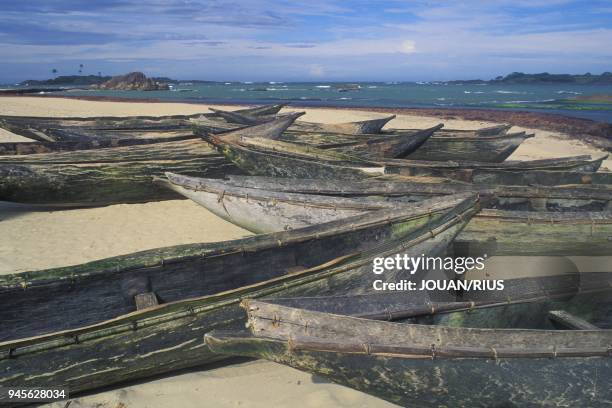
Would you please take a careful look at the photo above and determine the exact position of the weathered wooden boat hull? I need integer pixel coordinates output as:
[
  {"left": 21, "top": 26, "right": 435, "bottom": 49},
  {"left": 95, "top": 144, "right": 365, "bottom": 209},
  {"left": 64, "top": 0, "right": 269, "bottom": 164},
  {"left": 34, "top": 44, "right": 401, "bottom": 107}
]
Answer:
[
  {"left": 0, "top": 194, "right": 478, "bottom": 394},
  {"left": 205, "top": 299, "right": 612, "bottom": 407},
  {"left": 0, "top": 117, "right": 197, "bottom": 141},
  {"left": 0, "top": 134, "right": 198, "bottom": 155},
  {"left": 206, "top": 332, "right": 611, "bottom": 407},
  {"left": 0, "top": 105, "right": 284, "bottom": 127},
  {"left": 267, "top": 273, "right": 612, "bottom": 329},
  {"left": 386, "top": 166, "right": 612, "bottom": 186},
  {"left": 0, "top": 139, "right": 240, "bottom": 206},
  {"left": 421, "top": 288, "right": 612, "bottom": 330},
  {"left": 0, "top": 105, "right": 281, "bottom": 138},
  {"left": 195, "top": 112, "right": 305, "bottom": 141},
  {"left": 163, "top": 175, "right": 612, "bottom": 255},
  {"left": 457, "top": 209, "right": 612, "bottom": 256},
  {"left": 291, "top": 115, "right": 397, "bottom": 135},
  {"left": 223, "top": 176, "right": 612, "bottom": 212},
  {"left": 385, "top": 154, "right": 607, "bottom": 173},
  {"left": 206, "top": 135, "right": 383, "bottom": 180},
  {"left": 0, "top": 158, "right": 237, "bottom": 206},
  {"left": 467, "top": 169, "right": 612, "bottom": 186},
  {"left": 233, "top": 104, "right": 286, "bottom": 116},
  {"left": 388, "top": 124, "right": 511, "bottom": 138},
  {"left": 431, "top": 123, "right": 511, "bottom": 137},
  {"left": 405, "top": 132, "right": 534, "bottom": 162},
  {"left": 41, "top": 127, "right": 196, "bottom": 142},
  {"left": 326, "top": 124, "right": 443, "bottom": 159},
  {"left": 160, "top": 174, "right": 394, "bottom": 233},
  {"left": 0, "top": 138, "right": 215, "bottom": 164}
]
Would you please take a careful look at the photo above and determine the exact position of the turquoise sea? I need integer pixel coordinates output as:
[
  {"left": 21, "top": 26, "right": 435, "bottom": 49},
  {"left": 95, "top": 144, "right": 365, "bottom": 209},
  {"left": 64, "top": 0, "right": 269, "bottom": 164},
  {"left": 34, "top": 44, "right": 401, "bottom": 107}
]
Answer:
[{"left": 7, "top": 82, "right": 612, "bottom": 123}]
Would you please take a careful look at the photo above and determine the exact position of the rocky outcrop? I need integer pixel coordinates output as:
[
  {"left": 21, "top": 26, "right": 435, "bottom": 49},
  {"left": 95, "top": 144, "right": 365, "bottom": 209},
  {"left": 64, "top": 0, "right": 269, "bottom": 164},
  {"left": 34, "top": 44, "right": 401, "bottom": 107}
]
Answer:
[{"left": 92, "top": 72, "right": 169, "bottom": 91}]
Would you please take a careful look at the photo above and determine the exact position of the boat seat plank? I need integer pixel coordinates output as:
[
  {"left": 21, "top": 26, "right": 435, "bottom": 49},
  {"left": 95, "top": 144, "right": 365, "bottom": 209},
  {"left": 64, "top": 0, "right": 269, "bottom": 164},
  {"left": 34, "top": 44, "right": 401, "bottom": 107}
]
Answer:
[{"left": 548, "top": 310, "right": 600, "bottom": 330}]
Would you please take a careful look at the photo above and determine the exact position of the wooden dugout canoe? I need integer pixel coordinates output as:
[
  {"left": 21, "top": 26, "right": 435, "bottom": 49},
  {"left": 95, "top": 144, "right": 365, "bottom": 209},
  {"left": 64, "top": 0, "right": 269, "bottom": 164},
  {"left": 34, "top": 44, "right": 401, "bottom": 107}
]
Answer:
[
  {"left": 423, "top": 123, "right": 511, "bottom": 137},
  {"left": 0, "top": 104, "right": 285, "bottom": 141},
  {"left": 265, "top": 272, "right": 612, "bottom": 329},
  {"left": 0, "top": 113, "right": 303, "bottom": 155},
  {"left": 0, "top": 132, "right": 197, "bottom": 155},
  {"left": 396, "top": 123, "right": 512, "bottom": 138},
  {"left": 404, "top": 131, "right": 534, "bottom": 162},
  {"left": 288, "top": 124, "right": 443, "bottom": 159},
  {"left": 459, "top": 168, "right": 612, "bottom": 186},
  {"left": 291, "top": 115, "right": 397, "bottom": 135},
  {"left": 457, "top": 209, "right": 612, "bottom": 256},
  {"left": 158, "top": 174, "right": 399, "bottom": 233},
  {"left": 0, "top": 139, "right": 241, "bottom": 206},
  {"left": 285, "top": 125, "right": 443, "bottom": 159},
  {"left": 280, "top": 128, "right": 529, "bottom": 163},
  {"left": 383, "top": 154, "right": 608, "bottom": 173},
  {"left": 203, "top": 134, "right": 385, "bottom": 180},
  {"left": 222, "top": 175, "right": 612, "bottom": 212},
  {"left": 205, "top": 295, "right": 612, "bottom": 408},
  {"left": 0, "top": 116, "right": 198, "bottom": 142},
  {"left": 162, "top": 174, "right": 612, "bottom": 256},
  {"left": 0, "top": 193, "right": 478, "bottom": 394},
  {"left": 384, "top": 157, "right": 612, "bottom": 186}
]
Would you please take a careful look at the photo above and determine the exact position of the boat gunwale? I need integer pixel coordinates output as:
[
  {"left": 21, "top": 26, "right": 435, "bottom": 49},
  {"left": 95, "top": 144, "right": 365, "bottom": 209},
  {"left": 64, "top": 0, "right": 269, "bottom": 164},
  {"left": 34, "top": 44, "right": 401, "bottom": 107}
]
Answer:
[{"left": 210, "top": 332, "right": 612, "bottom": 359}]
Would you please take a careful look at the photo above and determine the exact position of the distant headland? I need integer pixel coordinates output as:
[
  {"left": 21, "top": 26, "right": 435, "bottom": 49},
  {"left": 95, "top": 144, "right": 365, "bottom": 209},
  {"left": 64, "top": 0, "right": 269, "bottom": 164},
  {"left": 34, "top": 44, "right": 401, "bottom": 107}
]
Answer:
[{"left": 447, "top": 72, "right": 612, "bottom": 85}]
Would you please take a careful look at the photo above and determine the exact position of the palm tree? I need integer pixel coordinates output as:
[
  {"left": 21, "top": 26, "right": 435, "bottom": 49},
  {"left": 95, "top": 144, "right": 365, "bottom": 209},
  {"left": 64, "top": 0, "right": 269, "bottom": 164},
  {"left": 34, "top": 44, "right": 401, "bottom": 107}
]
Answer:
[
  {"left": 52, "top": 68, "right": 58, "bottom": 76},
  {"left": 79, "top": 64, "right": 84, "bottom": 74}
]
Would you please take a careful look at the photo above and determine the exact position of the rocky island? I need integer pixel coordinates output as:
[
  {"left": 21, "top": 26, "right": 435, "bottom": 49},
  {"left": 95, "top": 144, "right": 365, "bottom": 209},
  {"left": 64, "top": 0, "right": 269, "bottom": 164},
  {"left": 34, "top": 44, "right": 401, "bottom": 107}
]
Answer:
[{"left": 91, "top": 72, "right": 170, "bottom": 91}]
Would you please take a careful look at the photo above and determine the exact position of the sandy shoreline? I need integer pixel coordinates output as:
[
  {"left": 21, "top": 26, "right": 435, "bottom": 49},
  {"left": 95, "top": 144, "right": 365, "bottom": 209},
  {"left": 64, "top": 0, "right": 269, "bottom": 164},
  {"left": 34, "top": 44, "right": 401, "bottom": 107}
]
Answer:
[{"left": 1, "top": 96, "right": 609, "bottom": 407}]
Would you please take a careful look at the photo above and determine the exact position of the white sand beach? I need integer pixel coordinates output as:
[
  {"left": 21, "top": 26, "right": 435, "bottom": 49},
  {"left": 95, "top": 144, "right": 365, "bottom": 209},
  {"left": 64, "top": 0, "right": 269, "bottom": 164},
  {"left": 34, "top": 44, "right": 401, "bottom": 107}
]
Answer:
[{"left": 1, "top": 96, "right": 609, "bottom": 408}]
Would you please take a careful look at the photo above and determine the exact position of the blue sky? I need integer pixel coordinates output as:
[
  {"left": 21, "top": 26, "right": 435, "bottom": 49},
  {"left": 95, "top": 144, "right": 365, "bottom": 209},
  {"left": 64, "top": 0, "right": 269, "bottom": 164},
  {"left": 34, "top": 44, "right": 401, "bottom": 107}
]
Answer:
[{"left": 1, "top": 0, "right": 611, "bottom": 82}]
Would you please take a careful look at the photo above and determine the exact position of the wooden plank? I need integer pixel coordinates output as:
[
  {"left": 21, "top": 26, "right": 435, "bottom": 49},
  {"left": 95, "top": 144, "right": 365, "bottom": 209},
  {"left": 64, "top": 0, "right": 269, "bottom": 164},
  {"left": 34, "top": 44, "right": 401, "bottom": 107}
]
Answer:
[{"left": 548, "top": 310, "right": 600, "bottom": 330}]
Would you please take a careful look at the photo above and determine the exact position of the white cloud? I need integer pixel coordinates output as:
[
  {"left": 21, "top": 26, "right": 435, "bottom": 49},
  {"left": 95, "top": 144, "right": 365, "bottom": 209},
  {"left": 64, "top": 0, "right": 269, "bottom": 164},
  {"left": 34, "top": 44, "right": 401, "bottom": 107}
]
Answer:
[
  {"left": 309, "top": 65, "right": 325, "bottom": 76},
  {"left": 400, "top": 40, "right": 416, "bottom": 54}
]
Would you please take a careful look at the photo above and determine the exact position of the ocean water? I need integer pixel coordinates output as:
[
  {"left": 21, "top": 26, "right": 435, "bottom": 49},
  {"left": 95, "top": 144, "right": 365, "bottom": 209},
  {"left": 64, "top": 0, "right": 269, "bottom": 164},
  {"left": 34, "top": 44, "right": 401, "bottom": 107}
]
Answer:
[{"left": 11, "top": 82, "right": 612, "bottom": 122}]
